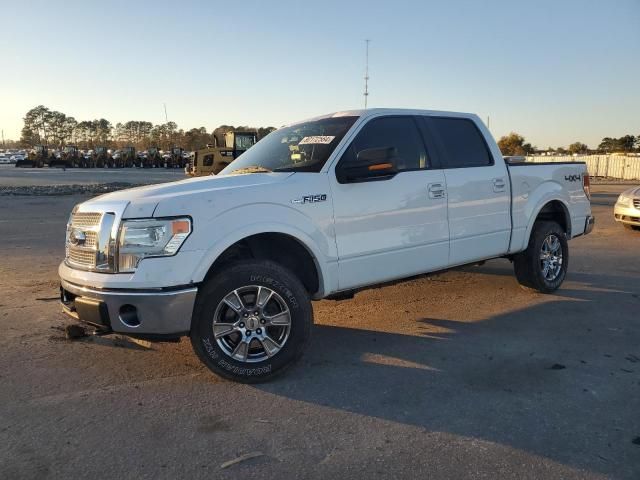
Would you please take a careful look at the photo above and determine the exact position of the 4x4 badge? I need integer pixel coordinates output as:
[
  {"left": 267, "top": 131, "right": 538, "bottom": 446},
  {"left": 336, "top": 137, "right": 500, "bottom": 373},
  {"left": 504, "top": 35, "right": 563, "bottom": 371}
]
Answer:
[
  {"left": 291, "top": 194, "right": 327, "bottom": 205},
  {"left": 564, "top": 174, "right": 581, "bottom": 182}
]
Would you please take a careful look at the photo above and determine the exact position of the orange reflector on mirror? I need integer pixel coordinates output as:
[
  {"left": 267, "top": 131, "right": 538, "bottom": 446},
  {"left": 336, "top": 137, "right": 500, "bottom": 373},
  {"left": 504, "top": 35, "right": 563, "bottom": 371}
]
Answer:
[{"left": 368, "top": 163, "right": 393, "bottom": 171}]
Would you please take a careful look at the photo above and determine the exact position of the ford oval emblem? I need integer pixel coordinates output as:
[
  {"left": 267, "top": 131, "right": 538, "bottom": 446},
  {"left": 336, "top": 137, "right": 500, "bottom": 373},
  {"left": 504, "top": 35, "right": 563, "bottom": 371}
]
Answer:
[{"left": 69, "top": 229, "right": 86, "bottom": 246}]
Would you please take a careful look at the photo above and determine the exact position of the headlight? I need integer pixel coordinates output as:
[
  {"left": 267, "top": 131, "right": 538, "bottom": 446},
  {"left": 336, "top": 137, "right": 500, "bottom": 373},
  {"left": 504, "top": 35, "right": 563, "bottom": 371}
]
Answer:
[
  {"left": 617, "top": 194, "right": 632, "bottom": 207},
  {"left": 118, "top": 217, "right": 192, "bottom": 272}
]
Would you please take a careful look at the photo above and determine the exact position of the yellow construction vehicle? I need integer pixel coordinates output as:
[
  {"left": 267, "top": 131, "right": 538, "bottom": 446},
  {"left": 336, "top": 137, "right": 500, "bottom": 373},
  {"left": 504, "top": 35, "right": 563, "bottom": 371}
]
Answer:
[
  {"left": 186, "top": 130, "right": 257, "bottom": 177},
  {"left": 92, "top": 146, "right": 112, "bottom": 168},
  {"left": 50, "top": 145, "right": 83, "bottom": 168},
  {"left": 16, "top": 145, "right": 47, "bottom": 167}
]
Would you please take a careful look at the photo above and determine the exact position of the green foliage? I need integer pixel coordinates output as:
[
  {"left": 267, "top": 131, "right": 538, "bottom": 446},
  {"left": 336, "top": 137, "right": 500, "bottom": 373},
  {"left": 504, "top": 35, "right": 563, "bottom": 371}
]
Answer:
[
  {"left": 19, "top": 105, "right": 276, "bottom": 151},
  {"left": 598, "top": 135, "right": 637, "bottom": 152},
  {"left": 497, "top": 132, "right": 535, "bottom": 156},
  {"left": 568, "top": 142, "right": 588, "bottom": 154}
]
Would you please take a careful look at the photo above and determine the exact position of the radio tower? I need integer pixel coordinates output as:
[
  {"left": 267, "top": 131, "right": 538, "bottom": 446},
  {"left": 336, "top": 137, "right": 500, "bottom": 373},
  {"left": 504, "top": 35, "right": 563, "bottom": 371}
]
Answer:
[{"left": 364, "top": 39, "right": 370, "bottom": 109}]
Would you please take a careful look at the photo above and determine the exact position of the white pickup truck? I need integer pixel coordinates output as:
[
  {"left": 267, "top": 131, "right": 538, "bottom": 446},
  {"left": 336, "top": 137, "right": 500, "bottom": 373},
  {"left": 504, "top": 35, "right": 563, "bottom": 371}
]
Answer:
[{"left": 60, "top": 108, "right": 594, "bottom": 382}]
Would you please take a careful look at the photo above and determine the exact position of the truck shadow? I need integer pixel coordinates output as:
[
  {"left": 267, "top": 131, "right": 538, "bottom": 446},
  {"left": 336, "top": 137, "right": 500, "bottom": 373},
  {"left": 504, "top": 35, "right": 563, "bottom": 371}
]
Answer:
[{"left": 257, "top": 267, "right": 640, "bottom": 479}]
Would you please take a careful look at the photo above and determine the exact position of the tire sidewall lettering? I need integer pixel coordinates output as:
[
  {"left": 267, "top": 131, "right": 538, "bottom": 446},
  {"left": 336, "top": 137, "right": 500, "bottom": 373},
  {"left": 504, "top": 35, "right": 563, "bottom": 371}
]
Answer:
[{"left": 250, "top": 274, "right": 299, "bottom": 309}]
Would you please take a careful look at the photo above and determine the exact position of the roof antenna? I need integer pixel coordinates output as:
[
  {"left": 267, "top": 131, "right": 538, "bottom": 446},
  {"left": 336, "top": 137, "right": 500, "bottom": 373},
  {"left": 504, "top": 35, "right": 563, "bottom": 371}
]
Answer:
[{"left": 364, "top": 39, "right": 370, "bottom": 109}]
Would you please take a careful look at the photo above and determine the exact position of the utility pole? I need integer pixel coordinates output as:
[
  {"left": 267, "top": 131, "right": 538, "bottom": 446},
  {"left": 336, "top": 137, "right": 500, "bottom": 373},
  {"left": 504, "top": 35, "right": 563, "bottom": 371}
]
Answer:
[
  {"left": 1, "top": 130, "right": 4, "bottom": 147},
  {"left": 163, "top": 103, "right": 168, "bottom": 123},
  {"left": 364, "top": 39, "right": 370, "bottom": 109},
  {"left": 487, "top": 115, "right": 490, "bottom": 130}
]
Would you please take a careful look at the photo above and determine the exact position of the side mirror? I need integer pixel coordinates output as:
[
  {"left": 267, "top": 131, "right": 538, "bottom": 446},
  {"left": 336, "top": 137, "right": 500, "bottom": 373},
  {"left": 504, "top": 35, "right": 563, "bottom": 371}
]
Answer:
[{"left": 337, "top": 147, "right": 398, "bottom": 183}]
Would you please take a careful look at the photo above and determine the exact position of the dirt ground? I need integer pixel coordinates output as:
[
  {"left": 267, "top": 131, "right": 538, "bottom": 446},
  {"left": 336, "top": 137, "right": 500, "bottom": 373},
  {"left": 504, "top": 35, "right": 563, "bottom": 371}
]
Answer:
[{"left": 0, "top": 181, "right": 638, "bottom": 479}]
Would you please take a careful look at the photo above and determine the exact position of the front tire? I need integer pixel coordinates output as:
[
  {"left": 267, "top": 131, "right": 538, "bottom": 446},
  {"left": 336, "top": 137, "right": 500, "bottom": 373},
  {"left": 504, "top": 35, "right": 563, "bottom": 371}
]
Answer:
[
  {"left": 514, "top": 221, "right": 568, "bottom": 293},
  {"left": 190, "top": 260, "right": 312, "bottom": 383}
]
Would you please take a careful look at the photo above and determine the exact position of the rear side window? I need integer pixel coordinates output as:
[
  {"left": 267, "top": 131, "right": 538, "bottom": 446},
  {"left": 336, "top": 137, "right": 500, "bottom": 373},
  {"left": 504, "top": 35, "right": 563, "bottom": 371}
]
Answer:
[
  {"left": 340, "top": 116, "right": 428, "bottom": 171},
  {"left": 203, "top": 154, "right": 214, "bottom": 166},
  {"left": 426, "top": 117, "right": 492, "bottom": 168}
]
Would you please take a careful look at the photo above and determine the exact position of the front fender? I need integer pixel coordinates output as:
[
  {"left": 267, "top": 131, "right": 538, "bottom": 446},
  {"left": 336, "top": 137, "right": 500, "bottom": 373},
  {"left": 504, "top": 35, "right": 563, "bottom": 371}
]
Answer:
[{"left": 189, "top": 203, "right": 337, "bottom": 298}]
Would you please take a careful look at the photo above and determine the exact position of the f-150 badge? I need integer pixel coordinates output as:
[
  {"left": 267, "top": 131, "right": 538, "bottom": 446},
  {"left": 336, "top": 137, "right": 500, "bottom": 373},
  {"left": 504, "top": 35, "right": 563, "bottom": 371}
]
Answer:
[{"left": 291, "top": 194, "right": 327, "bottom": 204}]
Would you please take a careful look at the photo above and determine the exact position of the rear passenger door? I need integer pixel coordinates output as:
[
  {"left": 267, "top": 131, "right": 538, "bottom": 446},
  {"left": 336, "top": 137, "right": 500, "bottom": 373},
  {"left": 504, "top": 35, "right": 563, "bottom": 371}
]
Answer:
[{"left": 423, "top": 116, "right": 511, "bottom": 265}]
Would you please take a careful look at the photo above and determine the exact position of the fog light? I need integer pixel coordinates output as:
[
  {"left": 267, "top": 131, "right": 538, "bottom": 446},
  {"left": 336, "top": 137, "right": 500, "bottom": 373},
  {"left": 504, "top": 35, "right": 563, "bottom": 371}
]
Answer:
[{"left": 119, "top": 304, "right": 140, "bottom": 328}]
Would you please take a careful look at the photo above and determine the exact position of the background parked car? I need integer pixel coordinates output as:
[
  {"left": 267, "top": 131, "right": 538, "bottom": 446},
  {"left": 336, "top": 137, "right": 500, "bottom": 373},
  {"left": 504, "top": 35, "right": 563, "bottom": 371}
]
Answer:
[
  {"left": 614, "top": 186, "right": 640, "bottom": 230},
  {"left": 10, "top": 153, "right": 26, "bottom": 164}
]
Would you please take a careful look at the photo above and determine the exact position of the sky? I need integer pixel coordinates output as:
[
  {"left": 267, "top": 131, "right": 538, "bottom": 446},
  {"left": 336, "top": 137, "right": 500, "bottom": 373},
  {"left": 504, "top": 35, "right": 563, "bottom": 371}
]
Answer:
[{"left": 1, "top": 0, "right": 639, "bottom": 149}]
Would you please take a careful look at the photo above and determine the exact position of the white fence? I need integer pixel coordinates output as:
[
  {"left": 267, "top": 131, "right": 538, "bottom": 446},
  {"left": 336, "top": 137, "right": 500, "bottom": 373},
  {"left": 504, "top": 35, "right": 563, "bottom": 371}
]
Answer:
[{"left": 524, "top": 155, "right": 640, "bottom": 180}]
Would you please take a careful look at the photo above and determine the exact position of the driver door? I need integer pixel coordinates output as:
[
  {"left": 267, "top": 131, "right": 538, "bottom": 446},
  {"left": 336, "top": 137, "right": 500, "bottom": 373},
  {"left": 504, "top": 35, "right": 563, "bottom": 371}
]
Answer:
[{"left": 329, "top": 116, "right": 449, "bottom": 291}]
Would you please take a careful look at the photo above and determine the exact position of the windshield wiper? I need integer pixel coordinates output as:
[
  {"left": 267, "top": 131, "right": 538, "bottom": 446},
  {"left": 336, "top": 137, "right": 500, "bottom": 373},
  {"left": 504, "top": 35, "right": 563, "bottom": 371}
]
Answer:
[
  {"left": 274, "top": 160, "right": 322, "bottom": 173},
  {"left": 229, "top": 165, "right": 272, "bottom": 175}
]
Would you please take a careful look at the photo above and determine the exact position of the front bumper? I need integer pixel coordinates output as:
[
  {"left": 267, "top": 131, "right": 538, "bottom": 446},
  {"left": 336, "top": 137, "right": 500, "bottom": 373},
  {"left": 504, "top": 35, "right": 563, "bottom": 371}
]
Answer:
[
  {"left": 60, "top": 279, "right": 197, "bottom": 335},
  {"left": 614, "top": 203, "right": 640, "bottom": 226}
]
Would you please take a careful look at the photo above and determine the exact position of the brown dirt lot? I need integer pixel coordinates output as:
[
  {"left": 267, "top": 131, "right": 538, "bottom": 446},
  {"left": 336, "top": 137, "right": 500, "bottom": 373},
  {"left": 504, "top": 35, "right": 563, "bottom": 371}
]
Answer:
[{"left": 0, "top": 183, "right": 638, "bottom": 479}]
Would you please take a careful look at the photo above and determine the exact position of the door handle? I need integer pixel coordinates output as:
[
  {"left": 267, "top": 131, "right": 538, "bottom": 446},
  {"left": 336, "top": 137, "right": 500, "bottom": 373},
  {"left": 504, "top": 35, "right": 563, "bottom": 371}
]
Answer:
[
  {"left": 492, "top": 178, "right": 506, "bottom": 192},
  {"left": 428, "top": 183, "right": 446, "bottom": 199}
]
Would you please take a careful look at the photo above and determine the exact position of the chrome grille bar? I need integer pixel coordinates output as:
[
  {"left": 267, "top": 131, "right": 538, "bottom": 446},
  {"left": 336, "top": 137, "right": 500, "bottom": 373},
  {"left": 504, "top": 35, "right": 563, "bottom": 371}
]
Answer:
[{"left": 65, "top": 210, "right": 117, "bottom": 272}]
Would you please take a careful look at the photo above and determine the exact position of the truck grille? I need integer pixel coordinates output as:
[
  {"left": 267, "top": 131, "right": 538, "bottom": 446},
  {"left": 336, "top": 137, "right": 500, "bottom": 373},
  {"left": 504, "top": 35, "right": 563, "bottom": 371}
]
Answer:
[
  {"left": 70, "top": 212, "right": 103, "bottom": 228},
  {"left": 68, "top": 248, "right": 97, "bottom": 266},
  {"left": 66, "top": 211, "right": 103, "bottom": 269},
  {"left": 634, "top": 198, "right": 640, "bottom": 209}
]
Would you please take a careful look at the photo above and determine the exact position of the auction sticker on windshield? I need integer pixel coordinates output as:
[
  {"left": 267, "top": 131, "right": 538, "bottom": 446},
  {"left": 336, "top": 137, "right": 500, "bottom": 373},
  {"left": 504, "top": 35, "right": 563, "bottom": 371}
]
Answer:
[{"left": 299, "top": 136, "right": 335, "bottom": 145}]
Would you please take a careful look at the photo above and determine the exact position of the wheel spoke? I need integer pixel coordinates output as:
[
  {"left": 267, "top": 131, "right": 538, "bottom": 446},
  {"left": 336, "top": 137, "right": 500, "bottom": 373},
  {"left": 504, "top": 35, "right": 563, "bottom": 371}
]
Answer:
[
  {"left": 256, "top": 286, "right": 273, "bottom": 308},
  {"left": 232, "top": 340, "right": 249, "bottom": 361},
  {"left": 265, "top": 310, "right": 291, "bottom": 326},
  {"left": 223, "top": 290, "right": 244, "bottom": 313},
  {"left": 259, "top": 335, "right": 281, "bottom": 357},
  {"left": 542, "top": 262, "right": 550, "bottom": 279},
  {"left": 213, "top": 322, "right": 236, "bottom": 338}
]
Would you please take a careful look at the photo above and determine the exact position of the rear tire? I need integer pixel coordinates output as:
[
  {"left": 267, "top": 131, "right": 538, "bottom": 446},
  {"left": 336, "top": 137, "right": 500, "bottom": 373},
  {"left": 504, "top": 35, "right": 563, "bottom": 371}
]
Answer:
[
  {"left": 514, "top": 221, "right": 568, "bottom": 293},
  {"left": 190, "top": 260, "right": 312, "bottom": 383}
]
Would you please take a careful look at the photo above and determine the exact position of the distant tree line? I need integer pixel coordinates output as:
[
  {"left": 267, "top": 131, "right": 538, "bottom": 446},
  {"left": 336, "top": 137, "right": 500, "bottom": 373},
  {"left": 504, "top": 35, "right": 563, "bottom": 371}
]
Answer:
[
  {"left": 498, "top": 132, "right": 639, "bottom": 156},
  {"left": 17, "top": 105, "right": 276, "bottom": 151},
  {"left": 9, "top": 106, "right": 640, "bottom": 155}
]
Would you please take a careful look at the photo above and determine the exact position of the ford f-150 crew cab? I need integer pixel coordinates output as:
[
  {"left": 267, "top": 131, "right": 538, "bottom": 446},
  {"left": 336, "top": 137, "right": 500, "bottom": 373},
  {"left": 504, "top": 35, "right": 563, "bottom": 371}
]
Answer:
[{"left": 59, "top": 108, "right": 594, "bottom": 382}]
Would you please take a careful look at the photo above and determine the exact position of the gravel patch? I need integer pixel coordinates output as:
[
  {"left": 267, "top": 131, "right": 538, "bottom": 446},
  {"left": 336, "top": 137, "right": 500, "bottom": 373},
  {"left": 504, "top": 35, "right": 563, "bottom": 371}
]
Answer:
[{"left": 0, "top": 182, "right": 145, "bottom": 196}]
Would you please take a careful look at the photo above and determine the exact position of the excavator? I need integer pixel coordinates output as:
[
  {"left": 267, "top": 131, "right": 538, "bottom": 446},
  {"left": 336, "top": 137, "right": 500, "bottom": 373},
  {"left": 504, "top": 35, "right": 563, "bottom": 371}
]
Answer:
[{"left": 186, "top": 130, "right": 257, "bottom": 177}]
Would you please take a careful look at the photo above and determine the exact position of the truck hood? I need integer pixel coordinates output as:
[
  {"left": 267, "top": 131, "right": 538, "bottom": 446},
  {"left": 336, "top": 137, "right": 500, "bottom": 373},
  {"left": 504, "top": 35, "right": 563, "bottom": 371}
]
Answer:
[{"left": 80, "top": 172, "right": 294, "bottom": 218}]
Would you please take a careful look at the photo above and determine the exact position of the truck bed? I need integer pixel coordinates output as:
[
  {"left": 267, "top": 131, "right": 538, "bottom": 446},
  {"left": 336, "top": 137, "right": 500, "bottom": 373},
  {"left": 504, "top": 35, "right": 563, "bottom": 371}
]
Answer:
[{"left": 506, "top": 161, "right": 591, "bottom": 253}]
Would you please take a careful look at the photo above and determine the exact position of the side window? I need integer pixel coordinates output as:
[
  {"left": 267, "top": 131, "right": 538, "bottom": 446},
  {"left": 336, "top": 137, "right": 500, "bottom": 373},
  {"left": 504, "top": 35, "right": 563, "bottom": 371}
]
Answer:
[
  {"left": 426, "top": 117, "right": 492, "bottom": 168},
  {"left": 203, "top": 154, "right": 214, "bottom": 167},
  {"left": 340, "top": 117, "right": 428, "bottom": 171}
]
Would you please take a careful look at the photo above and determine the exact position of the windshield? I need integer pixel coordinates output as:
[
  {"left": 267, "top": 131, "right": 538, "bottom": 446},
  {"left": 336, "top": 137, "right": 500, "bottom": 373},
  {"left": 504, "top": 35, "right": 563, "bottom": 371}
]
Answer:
[
  {"left": 235, "top": 134, "right": 256, "bottom": 150},
  {"left": 221, "top": 116, "right": 358, "bottom": 175}
]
